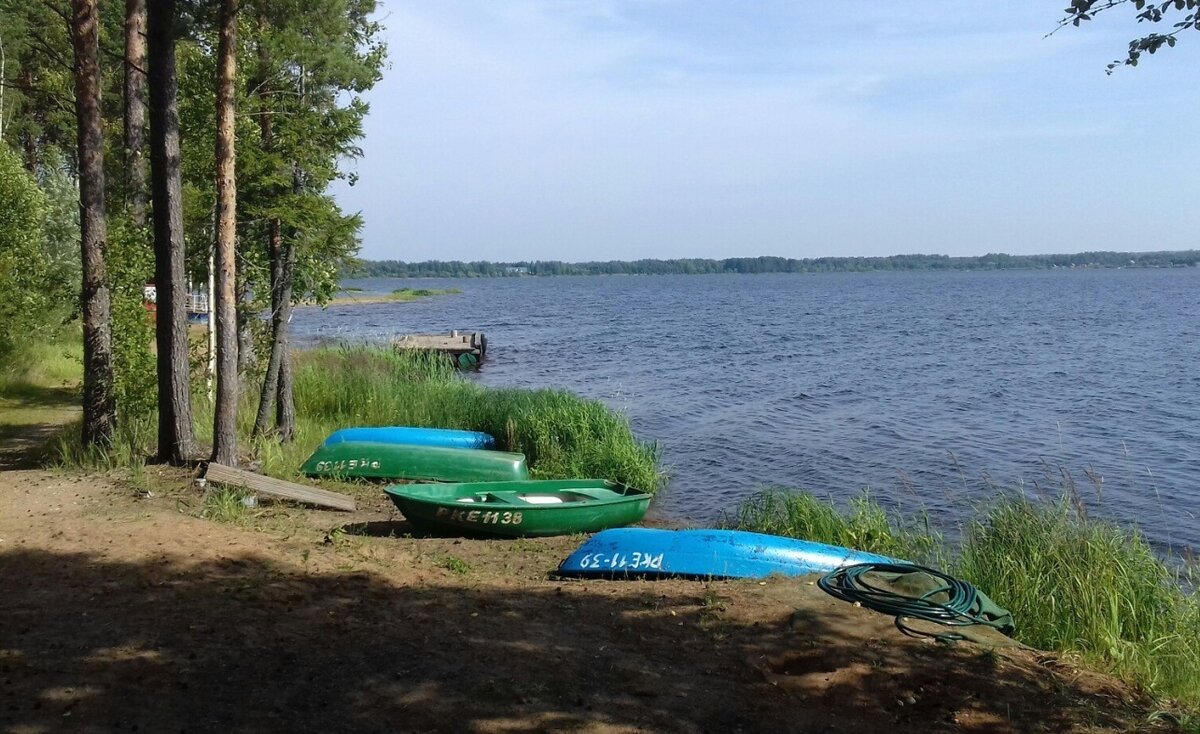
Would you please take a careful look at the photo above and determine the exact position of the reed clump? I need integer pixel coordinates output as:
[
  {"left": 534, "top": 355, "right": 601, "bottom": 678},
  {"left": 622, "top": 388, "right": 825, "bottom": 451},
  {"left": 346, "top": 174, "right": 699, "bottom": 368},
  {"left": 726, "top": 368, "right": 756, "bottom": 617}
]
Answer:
[
  {"left": 730, "top": 487, "right": 945, "bottom": 565},
  {"left": 264, "top": 346, "right": 662, "bottom": 491},
  {"left": 387, "top": 287, "right": 461, "bottom": 301},
  {"left": 958, "top": 498, "right": 1200, "bottom": 708},
  {"left": 731, "top": 487, "right": 1200, "bottom": 711}
]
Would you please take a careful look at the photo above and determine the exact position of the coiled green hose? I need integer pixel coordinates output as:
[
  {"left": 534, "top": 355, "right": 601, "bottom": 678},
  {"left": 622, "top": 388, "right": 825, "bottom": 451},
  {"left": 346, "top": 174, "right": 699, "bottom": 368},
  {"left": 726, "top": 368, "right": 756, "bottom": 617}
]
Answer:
[{"left": 818, "top": 562, "right": 1014, "bottom": 643}]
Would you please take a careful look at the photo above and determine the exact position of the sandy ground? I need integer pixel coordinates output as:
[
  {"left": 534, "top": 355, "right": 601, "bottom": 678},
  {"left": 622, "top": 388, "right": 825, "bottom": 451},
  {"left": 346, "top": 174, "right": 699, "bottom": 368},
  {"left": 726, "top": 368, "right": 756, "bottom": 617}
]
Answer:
[{"left": 0, "top": 455, "right": 1181, "bottom": 732}]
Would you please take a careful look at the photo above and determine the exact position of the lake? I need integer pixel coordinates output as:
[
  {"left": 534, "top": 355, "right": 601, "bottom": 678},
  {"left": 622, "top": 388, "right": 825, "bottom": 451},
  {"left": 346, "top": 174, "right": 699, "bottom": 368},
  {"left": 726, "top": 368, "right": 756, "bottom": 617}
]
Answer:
[{"left": 292, "top": 269, "right": 1200, "bottom": 551}]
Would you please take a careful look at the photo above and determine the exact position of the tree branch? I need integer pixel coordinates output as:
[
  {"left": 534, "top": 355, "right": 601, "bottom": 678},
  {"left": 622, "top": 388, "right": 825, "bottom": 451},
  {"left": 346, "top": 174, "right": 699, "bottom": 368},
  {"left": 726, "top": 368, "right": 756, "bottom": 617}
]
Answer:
[
  {"left": 38, "top": 0, "right": 70, "bottom": 25},
  {"left": 1054, "top": 0, "right": 1199, "bottom": 71},
  {"left": 24, "top": 26, "right": 73, "bottom": 72},
  {"left": 0, "top": 77, "right": 77, "bottom": 119}
]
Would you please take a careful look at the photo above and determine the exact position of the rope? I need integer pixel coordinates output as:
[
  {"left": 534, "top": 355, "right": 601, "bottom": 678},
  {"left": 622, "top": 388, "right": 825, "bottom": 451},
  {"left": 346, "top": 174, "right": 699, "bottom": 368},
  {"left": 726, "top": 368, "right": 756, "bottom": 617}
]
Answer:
[{"left": 817, "top": 562, "right": 1011, "bottom": 643}]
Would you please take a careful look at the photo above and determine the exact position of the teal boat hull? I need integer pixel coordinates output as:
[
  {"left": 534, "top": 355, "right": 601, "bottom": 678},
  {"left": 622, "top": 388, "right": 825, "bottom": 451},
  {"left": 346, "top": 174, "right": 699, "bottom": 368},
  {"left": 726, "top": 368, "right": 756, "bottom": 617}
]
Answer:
[
  {"left": 557, "top": 528, "right": 898, "bottom": 579},
  {"left": 301, "top": 441, "right": 528, "bottom": 483},
  {"left": 384, "top": 480, "right": 651, "bottom": 537},
  {"left": 323, "top": 426, "right": 496, "bottom": 450}
]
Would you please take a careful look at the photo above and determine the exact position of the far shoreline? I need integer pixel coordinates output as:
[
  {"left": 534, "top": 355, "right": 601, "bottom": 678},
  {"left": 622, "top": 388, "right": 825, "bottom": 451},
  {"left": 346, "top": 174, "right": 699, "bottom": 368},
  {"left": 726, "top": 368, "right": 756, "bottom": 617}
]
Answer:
[
  {"left": 348, "top": 249, "right": 1200, "bottom": 279},
  {"left": 298, "top": 286, "right": 462, "bottom": 307}
]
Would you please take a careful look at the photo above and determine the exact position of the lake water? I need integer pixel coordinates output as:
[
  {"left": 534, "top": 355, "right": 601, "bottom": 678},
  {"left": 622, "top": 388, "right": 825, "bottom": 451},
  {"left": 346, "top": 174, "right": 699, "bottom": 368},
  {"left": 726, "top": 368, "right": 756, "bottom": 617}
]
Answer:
[{"left": 292, "top": 269, "right": 1200, "bottom": 551}]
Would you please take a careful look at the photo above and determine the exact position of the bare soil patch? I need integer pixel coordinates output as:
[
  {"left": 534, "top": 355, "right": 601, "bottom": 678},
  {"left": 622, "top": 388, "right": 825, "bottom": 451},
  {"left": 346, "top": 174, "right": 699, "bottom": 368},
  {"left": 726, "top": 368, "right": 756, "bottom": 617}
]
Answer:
[{"left": 0, "top": 462, "right": 1180, "bottom": 733}]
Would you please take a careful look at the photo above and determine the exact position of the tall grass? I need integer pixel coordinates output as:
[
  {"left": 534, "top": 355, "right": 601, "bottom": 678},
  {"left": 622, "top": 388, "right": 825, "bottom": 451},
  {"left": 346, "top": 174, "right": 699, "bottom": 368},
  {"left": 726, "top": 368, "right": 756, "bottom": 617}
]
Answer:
[
  {"left": 958, "top": 498, "right": 1200, "bottom": 706},
  {"left": 47, "top": 414, "right": 157, "bottom": 470},
  {"left": 287, "top": 346, "right": 661, "bottom": 490},
  {"left": 0, "top": 336, "right": 82, "bottom": 395},
  {"left": 203, "top": 345, "right": 662, "bottom": 491},
  {"left": 731, "top": 487, "right": 1200, "bottom": 710},
  {"left": 730, "top": 487, "right": 945, "bottom": 566}
]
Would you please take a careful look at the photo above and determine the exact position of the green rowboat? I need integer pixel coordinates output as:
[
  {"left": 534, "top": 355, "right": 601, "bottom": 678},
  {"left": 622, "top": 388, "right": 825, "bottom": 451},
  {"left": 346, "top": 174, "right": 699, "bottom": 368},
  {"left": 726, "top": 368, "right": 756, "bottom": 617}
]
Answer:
[
  {"left": 383, "top": 480, "right": 651, "bottom": 537},
  {"left": 301, "top": 441, "right": 529, "bottom": 483}
]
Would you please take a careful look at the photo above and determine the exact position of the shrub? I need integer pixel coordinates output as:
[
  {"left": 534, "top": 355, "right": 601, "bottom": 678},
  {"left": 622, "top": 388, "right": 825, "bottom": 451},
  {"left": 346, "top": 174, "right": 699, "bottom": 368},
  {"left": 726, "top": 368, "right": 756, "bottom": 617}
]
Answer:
[{"left": 0, "top": 145, "right": 50, "bottom": 360}]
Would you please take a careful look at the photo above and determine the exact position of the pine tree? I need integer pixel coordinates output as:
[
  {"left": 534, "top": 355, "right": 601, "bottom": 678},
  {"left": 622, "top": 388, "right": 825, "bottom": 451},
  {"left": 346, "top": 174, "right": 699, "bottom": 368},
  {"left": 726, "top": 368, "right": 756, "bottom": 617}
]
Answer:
[
  {"left": 211, "top": 0, "right": 239, "bottom": 464},
  {"left": 148, "top": 0, "right": 194, "bottom": 464},
  {"left": 69, "top": 0, "right": 116, "bottom": 448}
]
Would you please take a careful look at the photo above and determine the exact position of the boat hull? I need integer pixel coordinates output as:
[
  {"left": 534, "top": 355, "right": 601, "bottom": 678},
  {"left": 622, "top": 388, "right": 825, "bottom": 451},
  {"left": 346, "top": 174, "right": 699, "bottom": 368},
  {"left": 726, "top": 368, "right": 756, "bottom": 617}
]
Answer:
[
  {"left": 323, "top": 426, "right": 496, "bottom": 450},
  {"left": 557, "top": 528, "right": 897, "bottom": 579},
  {"left": 384, "top": 480, "right": 651, "bottom": 537},
  {"left": 301, "top": 441, "right": 528, "bottom": 483}
]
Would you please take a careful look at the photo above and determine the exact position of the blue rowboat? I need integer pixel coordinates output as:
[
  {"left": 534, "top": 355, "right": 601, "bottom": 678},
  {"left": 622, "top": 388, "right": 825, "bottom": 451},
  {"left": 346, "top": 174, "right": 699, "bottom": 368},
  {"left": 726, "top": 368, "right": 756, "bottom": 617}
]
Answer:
[
  {"left": 556, "top": 528, "right": 898, "bottom": 579},
  {"left": 323, "top": 426, "right": 496, "bottom": 450}
]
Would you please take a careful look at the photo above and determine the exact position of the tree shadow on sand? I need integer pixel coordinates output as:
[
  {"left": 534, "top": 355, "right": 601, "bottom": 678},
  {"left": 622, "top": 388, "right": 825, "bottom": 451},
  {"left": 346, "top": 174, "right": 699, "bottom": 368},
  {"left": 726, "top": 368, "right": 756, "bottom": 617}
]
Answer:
[{"left": 0, "top": 547, "right": 1171, "bottom": 733}]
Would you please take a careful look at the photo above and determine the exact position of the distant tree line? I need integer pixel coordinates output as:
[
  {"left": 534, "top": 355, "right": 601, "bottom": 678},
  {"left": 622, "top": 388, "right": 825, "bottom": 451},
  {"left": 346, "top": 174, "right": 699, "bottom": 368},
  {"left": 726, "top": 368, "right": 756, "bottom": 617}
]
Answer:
[{"left": 353, "top": 250, "right": 1200, "bottom": 278}]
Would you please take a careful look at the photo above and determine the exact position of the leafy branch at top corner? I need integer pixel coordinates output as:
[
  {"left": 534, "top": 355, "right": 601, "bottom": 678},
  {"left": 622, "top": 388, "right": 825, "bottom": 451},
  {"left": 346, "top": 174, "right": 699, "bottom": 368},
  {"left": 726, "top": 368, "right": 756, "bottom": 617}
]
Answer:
[{"left": 1058, "top": 0, "right": 1200, "bottom": 73}]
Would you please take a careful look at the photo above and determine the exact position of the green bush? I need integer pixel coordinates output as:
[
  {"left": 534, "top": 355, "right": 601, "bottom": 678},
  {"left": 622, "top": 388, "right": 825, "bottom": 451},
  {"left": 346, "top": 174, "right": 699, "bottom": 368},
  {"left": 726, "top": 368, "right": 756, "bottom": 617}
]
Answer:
[
  {"left": 107, "top": 219, "right": 156, "bottom": 421},
  {"left": 0, "top": 145, "right": 50, "bottom": 360},
  {"left": 36, "top": 152, "right": 82, "bottom": 300}
]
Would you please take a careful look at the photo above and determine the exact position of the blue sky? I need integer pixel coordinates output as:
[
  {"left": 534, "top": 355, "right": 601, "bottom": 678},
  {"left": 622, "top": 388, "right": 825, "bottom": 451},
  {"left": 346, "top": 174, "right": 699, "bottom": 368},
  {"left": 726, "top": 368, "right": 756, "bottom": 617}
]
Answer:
[{"left": 333, "top": 1, "right": 1200, "bottom": 262}]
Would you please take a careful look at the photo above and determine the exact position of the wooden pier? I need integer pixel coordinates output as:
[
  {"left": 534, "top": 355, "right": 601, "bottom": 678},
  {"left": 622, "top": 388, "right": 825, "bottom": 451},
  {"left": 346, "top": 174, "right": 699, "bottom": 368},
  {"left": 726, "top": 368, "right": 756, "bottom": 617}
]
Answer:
[{"left": 394, "top": 331, "right": 487, "bottom": 367}]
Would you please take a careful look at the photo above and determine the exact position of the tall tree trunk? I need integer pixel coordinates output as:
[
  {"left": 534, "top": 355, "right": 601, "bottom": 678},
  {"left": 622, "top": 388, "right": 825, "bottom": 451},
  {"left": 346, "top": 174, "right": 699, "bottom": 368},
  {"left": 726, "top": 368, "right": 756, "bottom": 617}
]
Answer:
[
  {"left": 148, "top": 0, "right": 194, "bottom": 464},
  {"left": 251, "top": 216, "right": 282, "bottom": 439},
  {"left": 211, "top": 0, "right": 239, "bottom": 464},
  {"left": 123, "top": 0, "right": 147, "bottom": 225},
  {"left": 236, "top": 276, "right": 255, "bottom": 374},
  {"left": 274, "top": 238, "right": 295, "bottom": 441},
  {"left": 69, "top": 0, "right": 116, "bottom": 448},
  {"left": 270, "top": 70, "right": 306, "bottom": 444},
  {"left": 250, "top": 42, "right": 282, "bottom": 440}
]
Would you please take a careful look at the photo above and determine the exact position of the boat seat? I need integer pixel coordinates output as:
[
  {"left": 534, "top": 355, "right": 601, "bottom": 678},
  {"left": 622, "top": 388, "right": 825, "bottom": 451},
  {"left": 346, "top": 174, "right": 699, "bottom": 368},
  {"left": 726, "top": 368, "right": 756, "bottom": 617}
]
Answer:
[
  {"left": 517, "top": 495, "right": 567, "bottom": 505},
  {"left": 484, "top": 491, "right": 588, "bottom": 505}
]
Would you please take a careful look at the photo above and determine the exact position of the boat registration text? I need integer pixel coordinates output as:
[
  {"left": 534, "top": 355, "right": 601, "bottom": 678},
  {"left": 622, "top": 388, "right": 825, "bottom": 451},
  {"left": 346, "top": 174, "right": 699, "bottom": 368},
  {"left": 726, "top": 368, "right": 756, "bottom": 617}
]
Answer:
[
  {"left": 434, "top": 507, "right": 524, "bottom": 525},
  {"left": 312, "top": 458, "right": 382, "bottom": 471},
  {"left": 573, "top": 552, "right": 665, "bottom": 571}
]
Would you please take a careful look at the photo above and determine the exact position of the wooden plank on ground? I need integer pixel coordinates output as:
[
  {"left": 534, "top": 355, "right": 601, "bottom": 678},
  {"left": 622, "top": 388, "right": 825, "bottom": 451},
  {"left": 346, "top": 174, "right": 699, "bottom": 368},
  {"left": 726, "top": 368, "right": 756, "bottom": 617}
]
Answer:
[{"left": 204, "top": 462, "right": 356, "bottom": 512}]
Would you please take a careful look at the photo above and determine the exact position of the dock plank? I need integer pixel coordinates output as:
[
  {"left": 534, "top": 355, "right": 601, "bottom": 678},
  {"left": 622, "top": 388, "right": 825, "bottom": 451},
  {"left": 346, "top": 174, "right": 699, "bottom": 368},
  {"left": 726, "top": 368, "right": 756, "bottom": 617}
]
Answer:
[
  {"left": 394, "top": 331, "right": 486, "bottom": 359},
  {"left": 204, "top": 463, "right": 356, "bottom": 512}
]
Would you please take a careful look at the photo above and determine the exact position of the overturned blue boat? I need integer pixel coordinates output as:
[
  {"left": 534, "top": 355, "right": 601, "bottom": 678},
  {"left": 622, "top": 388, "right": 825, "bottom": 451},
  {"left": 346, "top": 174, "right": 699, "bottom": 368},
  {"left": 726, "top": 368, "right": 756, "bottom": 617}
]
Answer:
[
  {"left": 322, "top": 426, "right": 496, "bottom": 451},
  {"left": 556, "top": 528, "right": 898, "bottom": 579}
]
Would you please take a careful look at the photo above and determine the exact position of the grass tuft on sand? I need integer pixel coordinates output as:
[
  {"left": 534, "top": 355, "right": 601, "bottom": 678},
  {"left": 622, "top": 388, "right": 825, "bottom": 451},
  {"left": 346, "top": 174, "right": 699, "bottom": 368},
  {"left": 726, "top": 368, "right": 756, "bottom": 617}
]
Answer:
[{"left": 957, "top": 498, "right": 1200, "bottom": 709}]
